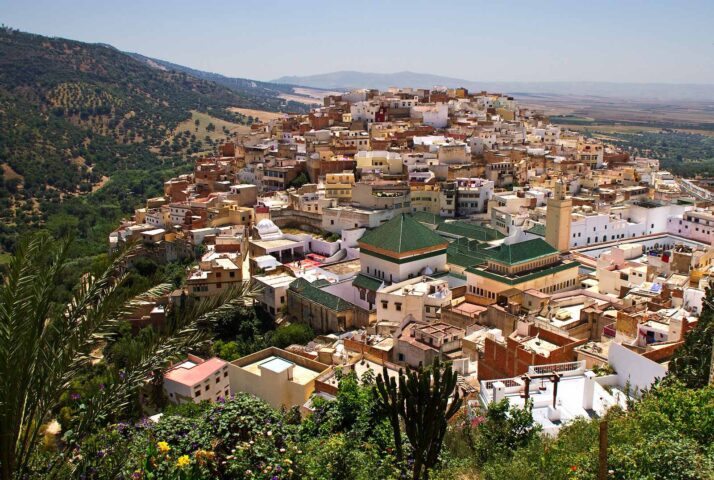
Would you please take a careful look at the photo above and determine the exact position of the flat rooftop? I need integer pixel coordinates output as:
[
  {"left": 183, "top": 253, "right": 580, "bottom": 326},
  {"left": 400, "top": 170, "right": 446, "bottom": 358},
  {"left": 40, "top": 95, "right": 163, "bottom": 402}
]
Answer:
[
  {"left": 241, "top": 355, "right": 322, "bottom": 386},
  {"left": 251, "top": 238, "right": 301, "bottom": 250},
  {"left": 321, "top": 259, "right": 362, "bottom": 276}
]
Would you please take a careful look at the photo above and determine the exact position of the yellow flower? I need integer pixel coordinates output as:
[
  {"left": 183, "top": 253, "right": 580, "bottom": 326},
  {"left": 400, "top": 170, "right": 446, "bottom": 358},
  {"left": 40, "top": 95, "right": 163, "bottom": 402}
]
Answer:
[
  {"left": 157, "top": 441, "right": 170, "bottom": 454},
  {"left": 176, "top": 455, "right": 190, "bottom": 469}
]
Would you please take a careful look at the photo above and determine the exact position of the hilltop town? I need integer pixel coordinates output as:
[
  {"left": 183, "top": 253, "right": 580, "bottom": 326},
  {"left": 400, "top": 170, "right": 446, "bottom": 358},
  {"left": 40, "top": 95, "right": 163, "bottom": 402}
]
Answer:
[{"left": 106, "top": 86, "right": 714, "bottom": 431}]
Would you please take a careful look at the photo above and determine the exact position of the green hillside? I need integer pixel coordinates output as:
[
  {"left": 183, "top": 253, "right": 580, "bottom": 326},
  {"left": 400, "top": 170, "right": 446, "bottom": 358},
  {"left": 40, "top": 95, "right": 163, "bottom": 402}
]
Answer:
[{"left": 0, "top": 27, "right": 291, "bottom": 253}]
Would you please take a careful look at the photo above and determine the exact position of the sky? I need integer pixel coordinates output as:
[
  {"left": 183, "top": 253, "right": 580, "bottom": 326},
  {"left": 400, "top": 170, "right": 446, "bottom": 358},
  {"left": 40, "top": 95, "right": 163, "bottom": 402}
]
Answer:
[{"left": 2, "top": 0, "right": 713, "bottom": 84}]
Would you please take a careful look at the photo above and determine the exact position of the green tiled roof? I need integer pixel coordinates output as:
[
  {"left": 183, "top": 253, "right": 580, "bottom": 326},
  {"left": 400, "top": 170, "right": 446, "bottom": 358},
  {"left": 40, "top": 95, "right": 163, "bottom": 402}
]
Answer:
[
  {"left": 526, "top": 223, "right": 546, "bottom": 237},
  {"left": 446, "top": 242, "right": 489, "bottom": 268},
  {"left": 436, "top": 221, "right": 505, "bottom": 242},
  {"left": 352, "top": 273, "right": 383, "bottom": 291},
  {"left": 466, "top": 261, "right": 580, "bottom": 285},
  {"left": 359, "top": 214, "right": 448, "bottom": 254},
  {"left": 289, "top": 278, "right": 353, "bottom": 311},
  {"left": 482, "top": 238, "right": 557, "bottom": 266},
  {"left": 411, "top": 211, "right": 446, "bottom": 226}
]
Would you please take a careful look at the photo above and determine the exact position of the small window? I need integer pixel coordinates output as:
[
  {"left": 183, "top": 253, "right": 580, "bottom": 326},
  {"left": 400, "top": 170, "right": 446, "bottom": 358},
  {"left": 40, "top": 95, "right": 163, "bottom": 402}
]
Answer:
[
  {"left": 395, "top": 302, "right": 402, "bottom": 311},
  {"left": 205, "top": 385, "right": 209, "bottom": 392}
]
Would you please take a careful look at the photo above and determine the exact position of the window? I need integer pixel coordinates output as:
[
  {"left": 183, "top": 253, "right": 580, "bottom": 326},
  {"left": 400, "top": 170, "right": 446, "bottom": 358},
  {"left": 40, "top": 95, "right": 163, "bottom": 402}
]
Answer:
[
  {"left": 216, "top": 283, "right": 222, "bottom": 289},
  {"left": 229, "top": 272, "right": 235, "bottom": 278},
  {"left": 224, "top": 371, "right": 228, "bottom": 377},
  {"left": 215, "top": 377, "right": 220, "bottom": 384},
  {"left": 205, "top": 385, "right": 209, "bottom": 392},
  {"left": 381, "top": 300, "right": 388, "bottom": 309},
  {"left": 395, "top": 303, "right": 402, "bottom": 311},
  {"left": 195, "top": 390, "right": 201, "bottom": 397}
]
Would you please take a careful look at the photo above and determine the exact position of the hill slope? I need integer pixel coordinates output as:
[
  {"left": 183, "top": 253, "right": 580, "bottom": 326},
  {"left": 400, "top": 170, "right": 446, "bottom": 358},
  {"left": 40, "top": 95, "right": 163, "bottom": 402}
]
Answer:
[
  {"left": 272, "top": 70, "right": 714, "bottom": 101},
  {"left": 126, "top": 52, "right": 317, "bottom": 112},
  {"left": 0, "top": 27, "right": 294, "bottom": 252}
]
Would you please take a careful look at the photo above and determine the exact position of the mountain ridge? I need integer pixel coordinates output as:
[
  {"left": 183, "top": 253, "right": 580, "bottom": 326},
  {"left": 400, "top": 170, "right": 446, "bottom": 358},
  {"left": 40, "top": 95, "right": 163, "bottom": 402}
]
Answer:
[{"left": 272, "top": 70, "right": 714, "bottom": 101}]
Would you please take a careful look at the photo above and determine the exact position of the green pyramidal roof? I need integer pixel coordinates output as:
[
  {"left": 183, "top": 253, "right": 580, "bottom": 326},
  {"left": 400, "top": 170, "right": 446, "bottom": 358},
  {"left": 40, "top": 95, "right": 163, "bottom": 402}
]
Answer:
[{"left": 359, "top": 214, "right": 448, "bottom": 254}]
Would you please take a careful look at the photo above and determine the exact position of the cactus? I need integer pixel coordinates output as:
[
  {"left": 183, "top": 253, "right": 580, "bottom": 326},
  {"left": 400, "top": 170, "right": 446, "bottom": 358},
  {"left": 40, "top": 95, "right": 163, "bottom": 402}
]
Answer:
[{"left": 375, "top": 359, "right": 463, "bottom": 480}]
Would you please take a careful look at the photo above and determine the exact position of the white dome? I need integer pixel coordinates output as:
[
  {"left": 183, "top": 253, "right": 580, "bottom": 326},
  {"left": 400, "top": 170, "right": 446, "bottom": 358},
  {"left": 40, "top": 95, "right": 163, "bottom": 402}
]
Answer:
[{"left": 255, "top": 219, "right": 283, "bottom": 240}]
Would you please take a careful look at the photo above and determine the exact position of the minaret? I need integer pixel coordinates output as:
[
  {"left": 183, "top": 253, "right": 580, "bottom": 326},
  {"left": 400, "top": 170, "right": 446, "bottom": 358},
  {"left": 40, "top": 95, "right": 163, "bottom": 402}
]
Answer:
[{"left": 545, "top": 180, "right": 572, "bottom": 252}]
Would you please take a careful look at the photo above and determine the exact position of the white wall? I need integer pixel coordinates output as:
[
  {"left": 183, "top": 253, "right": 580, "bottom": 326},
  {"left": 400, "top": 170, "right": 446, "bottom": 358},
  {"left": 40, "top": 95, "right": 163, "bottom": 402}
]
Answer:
[{"left": 608, "top": 342, "right": 667, "bottom": 393}]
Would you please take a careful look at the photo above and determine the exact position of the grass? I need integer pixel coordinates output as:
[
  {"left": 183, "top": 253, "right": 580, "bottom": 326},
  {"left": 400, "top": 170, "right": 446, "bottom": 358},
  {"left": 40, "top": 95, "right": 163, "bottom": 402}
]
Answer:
[
  {"left": 226, "top": 107, "right": 285, "bottom": 123},
  {"left": 170, "top": 110, "right": 247, "bottom": 144}
]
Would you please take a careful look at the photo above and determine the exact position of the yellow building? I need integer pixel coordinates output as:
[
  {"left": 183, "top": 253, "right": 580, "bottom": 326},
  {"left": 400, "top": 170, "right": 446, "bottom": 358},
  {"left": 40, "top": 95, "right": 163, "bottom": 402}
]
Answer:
[
  {"left": 545, "top": 181, "right": 572, "bottom": 252},
  {"left": 207, "top": 204, "right": 254, "bottom": 227},
  {"left": 324, "top": 172, "right": 355, "bottom": 202},
  {"left": 228, "top": 347, "right": 330, "bottom": 410},
  {"left": 410, "top": 184, "right": 441, "bottom": 214}
]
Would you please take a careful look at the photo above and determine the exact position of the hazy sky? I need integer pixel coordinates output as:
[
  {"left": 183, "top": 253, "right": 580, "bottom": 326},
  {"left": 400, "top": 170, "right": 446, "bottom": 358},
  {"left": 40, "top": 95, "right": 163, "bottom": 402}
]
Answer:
[{"left": 2, "top": 0, "right": 713, "bottom": 83}]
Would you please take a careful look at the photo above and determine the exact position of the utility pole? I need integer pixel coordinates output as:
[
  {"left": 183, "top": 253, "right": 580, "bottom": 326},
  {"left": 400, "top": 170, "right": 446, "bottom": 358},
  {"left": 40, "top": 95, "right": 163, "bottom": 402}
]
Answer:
[{"left": 598, "top": 419, "right": 609, "bottom": 480}]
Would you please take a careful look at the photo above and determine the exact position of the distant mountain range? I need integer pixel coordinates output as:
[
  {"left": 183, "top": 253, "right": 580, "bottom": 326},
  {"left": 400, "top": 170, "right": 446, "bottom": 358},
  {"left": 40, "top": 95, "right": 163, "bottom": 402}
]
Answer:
[{"left": 272, "top": 71, "right": 714, "bottom": 102}]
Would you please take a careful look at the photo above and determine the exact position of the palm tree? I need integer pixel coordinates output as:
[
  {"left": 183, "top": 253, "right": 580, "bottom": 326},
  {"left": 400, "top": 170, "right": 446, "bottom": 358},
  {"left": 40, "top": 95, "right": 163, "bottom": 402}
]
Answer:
[{"left": 0, "top": 234, "right": 258, "bottom": 479}]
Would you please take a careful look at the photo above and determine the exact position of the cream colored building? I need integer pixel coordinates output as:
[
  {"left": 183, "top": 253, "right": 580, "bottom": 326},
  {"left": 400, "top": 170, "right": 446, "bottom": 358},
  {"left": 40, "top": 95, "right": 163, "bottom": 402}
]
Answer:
[
  {"left": 376, "top": 276, "right": 452, "bottom": 326},
  {"left": 228, "top": 347, "right": 330, "bottom": 410}
]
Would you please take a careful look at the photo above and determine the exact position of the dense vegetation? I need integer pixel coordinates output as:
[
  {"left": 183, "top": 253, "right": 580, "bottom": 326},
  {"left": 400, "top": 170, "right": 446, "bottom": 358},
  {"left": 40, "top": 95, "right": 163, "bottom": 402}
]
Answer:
[
  {"left": 0, "top": 26, "right": 300, "bottom": 255},
  {"left": 584, "top": 130, "right": 714, "bottom": 177}
]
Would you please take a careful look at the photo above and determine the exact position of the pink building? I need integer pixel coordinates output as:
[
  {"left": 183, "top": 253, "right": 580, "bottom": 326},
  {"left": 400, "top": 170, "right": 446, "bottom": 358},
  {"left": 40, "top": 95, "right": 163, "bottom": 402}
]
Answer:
[
  {"left": 667, "top": 210, "right": 714, "bottom": 244},
  {"left": 162, "top": 355, "right": 230, "bottom": 405}
]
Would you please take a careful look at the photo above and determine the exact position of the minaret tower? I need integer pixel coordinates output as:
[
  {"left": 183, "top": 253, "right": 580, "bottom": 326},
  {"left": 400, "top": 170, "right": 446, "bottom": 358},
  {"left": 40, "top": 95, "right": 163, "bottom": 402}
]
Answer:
[{"left": 545, "top": 180, "right": 572, "bottom": 252}]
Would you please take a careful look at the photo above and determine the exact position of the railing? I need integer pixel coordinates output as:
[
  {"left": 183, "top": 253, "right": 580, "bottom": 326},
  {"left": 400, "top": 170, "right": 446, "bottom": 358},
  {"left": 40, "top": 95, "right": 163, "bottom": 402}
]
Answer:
[{"left": 529, "top": 360, "right": 586, "bottom": 376}]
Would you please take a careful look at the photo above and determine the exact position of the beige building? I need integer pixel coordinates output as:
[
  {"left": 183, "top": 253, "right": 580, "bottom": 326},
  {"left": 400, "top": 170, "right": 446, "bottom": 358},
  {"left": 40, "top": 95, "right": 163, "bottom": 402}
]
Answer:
[
  {"left": 376, "top": 276, "right": 452, "bottom": 327},
  {"left": 186, "top": 252, "right": 242, "bottom": 297},
  {"left": 545, "top": 181, "right": 572, "bottom": 252},
  {"left": 228, "top": 347, "right": 330, "bottom": 410},
  {"left": 354, "top": 150, "right": 403, "bottom": 175}
]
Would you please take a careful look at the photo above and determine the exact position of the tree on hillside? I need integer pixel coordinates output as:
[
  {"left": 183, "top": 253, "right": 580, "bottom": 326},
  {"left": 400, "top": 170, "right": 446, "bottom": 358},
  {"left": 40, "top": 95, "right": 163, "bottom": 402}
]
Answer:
[
  {"left": 0, "top": 234, "right": 258, "bottom": 479},
  {"left": 376, "top": 360, "right": 462, "bottom": 480},
  {"left": 669, "top": 284, "right": 714, "bottom": 388},
  {"left": 289, "top": 172, "right": 309, "bottom": 189}
]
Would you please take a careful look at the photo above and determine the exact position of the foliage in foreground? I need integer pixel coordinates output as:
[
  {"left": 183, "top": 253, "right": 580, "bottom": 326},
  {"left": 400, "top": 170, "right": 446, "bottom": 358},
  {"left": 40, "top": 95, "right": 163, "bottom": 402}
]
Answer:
[{"left": 0, "top": 234, "right": 257, "bottom": 480}]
